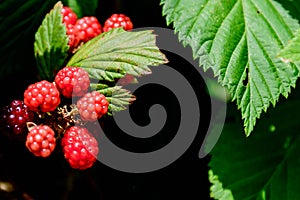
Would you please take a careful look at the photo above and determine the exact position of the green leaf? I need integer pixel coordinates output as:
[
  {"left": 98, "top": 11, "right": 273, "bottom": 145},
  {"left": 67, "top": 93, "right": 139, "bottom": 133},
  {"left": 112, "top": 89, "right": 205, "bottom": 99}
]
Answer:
[
  {"left": 34, "top": 1, "right": 69, "bottom": 81},
  {"left": 0, "top": 0, "right": 57, "bottom": 78},
  {"left": 161, "top": 0, "right": 300, "bottom": 136},
  {"left": 62, "top": 0, "right": 98, "bottom": 18},
  {"left": 67, "top": 28, "right": 168, "bottom": 82},
  {"left": 207, "top": 99, "right": 300, "bottom": 200},
  {"left": 277, "top": 29, "right": 300, "bottom": 63},
  {"left": 209, "top": 170, "right": 234, "bottom": 200},
  {"left": 90, "top": 83, "right": 136, "bottom": 115}
]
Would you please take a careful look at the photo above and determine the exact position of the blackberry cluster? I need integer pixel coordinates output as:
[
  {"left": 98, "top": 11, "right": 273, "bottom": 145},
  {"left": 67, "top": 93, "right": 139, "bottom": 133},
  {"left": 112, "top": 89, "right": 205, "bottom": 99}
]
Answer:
[
  {"left": 61, "top": 6, "right": 133, "bottom": 53},
  {"left": 1, "top": 66, "right": 108, "bottom": 170}
]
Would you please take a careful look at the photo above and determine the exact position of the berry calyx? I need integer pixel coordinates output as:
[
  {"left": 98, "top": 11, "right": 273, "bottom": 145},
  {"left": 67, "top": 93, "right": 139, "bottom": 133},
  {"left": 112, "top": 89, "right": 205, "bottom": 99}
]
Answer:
[
  {"left": 1, "top": 100, "right": 35, "bottom": 134},
  {"left": 103, "top": 13, "right": 133, "bottom": 32},
  {"left": 75, "top": 16, "right": 102, "bottom": 43},
  {"left": 26, "top": 124, "right": 56, "bottom": 157},
  {"left": 55, "top": 67, "right": 90, "bottom": 98},
  {"left": 61, "top": 126, "right": 99, "bottom": 170},
  {"left": 24, "top": 80, "right": 61, "bottom": 113},
  {"left": 76, "top": 91, "right": 109, "bottom": 121},
  {"left": 61, "top": 6, "right": 77, "bottom": 25}
]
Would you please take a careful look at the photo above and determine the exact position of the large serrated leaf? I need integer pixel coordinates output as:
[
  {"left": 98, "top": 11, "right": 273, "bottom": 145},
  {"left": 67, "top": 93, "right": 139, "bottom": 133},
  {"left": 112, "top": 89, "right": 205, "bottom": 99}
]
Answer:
[
  {"left": 207, "top": 99, "right": 300, "bottom": 200},
  {"left": 67, "top": 28, "right": 168, "bottom": 82},
  {"left": 161, "top": 0, "right": 300, "bottom": 136},
  {"left": 34, "top": 1, "right": 69, "bottom": 81}
]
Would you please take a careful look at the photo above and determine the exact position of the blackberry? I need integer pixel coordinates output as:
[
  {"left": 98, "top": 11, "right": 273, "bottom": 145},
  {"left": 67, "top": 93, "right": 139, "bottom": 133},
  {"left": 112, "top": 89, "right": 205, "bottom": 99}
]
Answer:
[
  {"left": 76, "top": 91, "right": 109, "bottom": 121},
  {"left": 55, "top": 66, "right": 90, "bottom": 98},
  {"left": 62, "top": 6, "right": 77, "bottom": 25},
  {"left": 75, "top": 16, "right": 102, "bottom": 43},
  {"left": 103, "top": 14, "right": 133, "bottom": 32},
  {"left": 1, "top": 100, "right": 35, "bottom": 134},
  {"left": 61, "top": 126, "right": 99, "bottom": 170},
  {"left": 24, "top": 80, "right": 61, "bottom": 113},
  {"left": 26, "top": 124, "right": 56, "bottom": 157}
]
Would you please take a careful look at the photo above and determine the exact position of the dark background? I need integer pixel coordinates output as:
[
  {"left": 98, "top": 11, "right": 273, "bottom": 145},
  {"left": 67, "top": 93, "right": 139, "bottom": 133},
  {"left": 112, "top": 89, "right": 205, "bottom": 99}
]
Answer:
[{"left": 0, "top": 0, "right": 213, "bottom": 199}]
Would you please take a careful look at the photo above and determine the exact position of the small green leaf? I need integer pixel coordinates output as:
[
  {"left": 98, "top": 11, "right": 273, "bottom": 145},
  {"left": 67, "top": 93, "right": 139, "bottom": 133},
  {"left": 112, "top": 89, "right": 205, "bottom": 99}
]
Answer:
[
  {"left": 67, "top": 28, "right": 168, "bottom": 82},
  {"left": 34, "top": 1, "right": 69, "bottom": 81},
  {"left": 161, "top": 0, "right": 300, "bottom": 136},
  {"left": 90, "top": 83, "right": 136, "bottom": 115}
]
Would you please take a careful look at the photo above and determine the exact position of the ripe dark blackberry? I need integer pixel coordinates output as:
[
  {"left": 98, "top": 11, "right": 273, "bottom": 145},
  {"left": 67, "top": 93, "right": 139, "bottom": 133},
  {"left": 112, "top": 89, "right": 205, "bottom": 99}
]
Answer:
[
  {"left": 75, "top": 16, "right": 102, "bottom": 43},
  {"left": 76, "top": 91, "right": 109, "bottom": 121},
  {"left": 26, "top": 124, "right": 56, "bottom": 157},
  {"left": 55, "top": 66, "right": 90, "bottom": 98},
  {"left": 61, "top": 126, "right": 99, "bottom": 170},
  {"left": 103, "top": 14, "right": 133, "bottom": 32},
  {"left": 24, "top": 80, "right": 61, "bottom": 113},
  {"left": 61, "top": 6, "right": 77, "bottom": 25},
  {"left": 1, "top": 100, "right": 35, "bottom": 134}
]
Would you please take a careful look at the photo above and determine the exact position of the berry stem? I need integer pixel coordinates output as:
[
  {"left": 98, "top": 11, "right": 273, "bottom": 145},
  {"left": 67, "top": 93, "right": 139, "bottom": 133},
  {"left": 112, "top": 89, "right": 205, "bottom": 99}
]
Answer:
[{"left": 26, "top": 122, "right": 37, "bottom": 132}]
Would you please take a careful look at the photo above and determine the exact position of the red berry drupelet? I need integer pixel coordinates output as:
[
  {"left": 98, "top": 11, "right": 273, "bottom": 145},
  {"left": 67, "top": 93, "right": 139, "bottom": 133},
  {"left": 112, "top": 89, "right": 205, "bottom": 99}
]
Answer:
[
  {"left": 61, "top": 126, "right": 99, "bottom": 170},
  {"left": 1, "top": 100, "right": 35, "bottom": 134},
  {"left": 61, "top": 6, "right": 77, "bottom": 25},
  {"left": 76, "top": 91, "right": 109, "bottom": 122},
  {"left": 26, "top": 124, "right": 56, "bottom": 158},
  {"left": 55, "top": 66, "right": 90, "bottom": 98},
  {"left": 75, "top": 16, "right": 102, "bottom": 43},
  {"left": 103, "top": 14, "right": 133, "bottom": 32},
  {"left": 24, "top": 80, "right": 61, "bottom": 113},
  {"left": 66, "top": 24, "right": 80, "bottom": 52},
  {"left": 61, "top": 6, "right": 80, "bottom": 52}
]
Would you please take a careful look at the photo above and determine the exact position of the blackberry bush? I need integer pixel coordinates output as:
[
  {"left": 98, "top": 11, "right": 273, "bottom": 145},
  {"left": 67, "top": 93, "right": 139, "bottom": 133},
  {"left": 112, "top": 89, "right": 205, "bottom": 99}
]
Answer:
[{"left": 0, "top": 1, "right": 167, "bottom": 175}]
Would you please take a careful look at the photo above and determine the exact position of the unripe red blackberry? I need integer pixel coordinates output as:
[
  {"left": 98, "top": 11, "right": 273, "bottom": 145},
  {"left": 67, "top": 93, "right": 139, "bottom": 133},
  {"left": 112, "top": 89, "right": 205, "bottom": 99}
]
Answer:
[
  {"left": 103, "top": 14, "right": 133, "bottom": 32},
  {"left": 61, "top": 126, "right": 99, "bottom": 170},
  {"left": 76, "top": 91, "right": 109, "bottom": 121},
  {"left": 55, "top": 67, "right": 90, "bottom": 98},
  {"left": 66, "top": 24, "right": 80, "bottom": 52},
  {"left": 117, "top": 74, "right": 135, "bottom": 86},
  {"left": 1, "top": 100, "right": 35, "bottom": 134},
  {"left": 61, "top": 6, "right": 77, "bottom": 25},
  {"left": 75, "top": 16, "right": 102, "bottom": 43},
  {"left": 26, "top": 124, "right": 56, "bottom": 157},
  {"left": 24, "top": 80, "right": 61, "bottom": 113}
]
